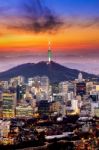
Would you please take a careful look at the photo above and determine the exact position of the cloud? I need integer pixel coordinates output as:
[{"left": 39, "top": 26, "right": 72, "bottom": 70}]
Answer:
[
  {"left": 77, "top": 17, "right": 99, "bottom": 28},
  {"left": 22, "top": 0, "right": 63, "bottom": 33},
  {"left": 8, "top": 15, "right": 63, "bottom": 33},
  {"left": 0, "top": 0, "right": 99, "bottom": 35},
  {"left": 1, "top": 0, "right": 63, "bottom": 33},
  {"left": 61, "top": 16, "right": 99, "bottom": 30}
]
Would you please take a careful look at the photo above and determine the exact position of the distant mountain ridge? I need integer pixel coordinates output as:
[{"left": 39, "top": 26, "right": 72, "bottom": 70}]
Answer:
[{"left": 0, "top": 61, "right": 97, "bottom": 82}]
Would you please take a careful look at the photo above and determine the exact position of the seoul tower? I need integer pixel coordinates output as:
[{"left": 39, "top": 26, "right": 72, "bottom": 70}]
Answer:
[{"left": 48, "top": 41, "right": 52, "bottom": 63}]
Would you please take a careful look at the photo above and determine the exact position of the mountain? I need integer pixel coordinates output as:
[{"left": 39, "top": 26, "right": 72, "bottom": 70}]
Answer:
[{"left": 0, "top": 61, "right": 97, "bottom": 82}]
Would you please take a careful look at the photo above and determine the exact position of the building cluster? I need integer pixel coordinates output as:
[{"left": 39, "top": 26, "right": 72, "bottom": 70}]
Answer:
[
  {"left": 0, "top": 73, "right": 99, "bottom": 146},
  {"left": 0, "top": 73, "right": 99, "bottom": 119}
]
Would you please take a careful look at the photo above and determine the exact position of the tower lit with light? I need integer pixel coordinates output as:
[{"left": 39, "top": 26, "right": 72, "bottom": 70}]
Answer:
[{"left": 48, "top": 41, "right": 52, "bottom": 63}]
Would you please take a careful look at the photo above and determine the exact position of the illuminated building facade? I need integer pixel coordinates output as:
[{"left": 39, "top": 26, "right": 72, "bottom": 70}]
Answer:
[
  {"left": 2, "top": 93, "right": 16, "bottom": 118},
  {"left": 16, "top": 105, "right": 33, "bottom": 118},
  {"left": 16, "top": 85, "right": 26, "bottom": 102},
  {"left": 9, "top": 76, "right": 24, "bottom": 87},
  {"left": 59, "top": 81, "right": 68, "bottom": 93},
  {"left": 76, "top": 82, "right": 86, "bottom": 96},
  {"left": 52, "top": 83, "right": 59, "bottom": 94}
]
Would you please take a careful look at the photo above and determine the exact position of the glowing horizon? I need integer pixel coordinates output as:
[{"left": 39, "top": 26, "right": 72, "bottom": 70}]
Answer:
[{"left": 0, "top": 0, "right": 99, "bottom": 53}]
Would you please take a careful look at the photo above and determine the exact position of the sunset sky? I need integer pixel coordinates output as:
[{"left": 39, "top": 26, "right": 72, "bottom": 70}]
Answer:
[{"left": 0, "top": 0, "right": 99, "bottom": 73}]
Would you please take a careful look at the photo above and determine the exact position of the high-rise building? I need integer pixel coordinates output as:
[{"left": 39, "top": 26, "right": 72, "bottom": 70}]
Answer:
[
  {"left": 0, "top": 120, "right": 11, "bottom": 138},
  {"left": 40, "top": 76, "right": 50, "bottom": 100},
  {"left": 78, "top": 72, "right": 83, "bottom": 82},
  {"left": 94, "top": 108, "right": 99, "bottom": 117},
  {"left": 66, "top": 99, "right": 79, "bottom": 115},
  {"left": 59, "top": 81, "right": 68, "bottom": 93},
  {"left": 28, "top": 78, "right": 34, "bottom": 86},
  {"left": 76, "top": 82, "right": 86, "bottom": 96},
  {"left": 91, "top": 102, "right": 99, "bottom": 116},
  {"left": 52, "top": 83, "right": 59, "bottom": 94},
  {"left": 68, "top": 82, "right": 75, "bottom": 92},
  {"left": 40, "top": 76, "right": 49, "bottom": 90},
  {"left": 67, "top": 92, "right": 74, "bottom": 100},
  {"left": 28, "top": 76, "right": 50, "bottom": 101},
  {"left": 0, "top": 81, "right": 9, "bottom": 90},
  {"left": 90, "top": 92, "right": 99, "bottom": 102},
  {"left": 86, "top": 82, "right": 93, "bottom": 94},
  {"left": 0, "top": 91, "right": 3, "bottom": 117},
  {"left": 9, "top": 76, "right": 24, "bottom": 87},
  {"left": 50, "top": 101, "right": 62, "bottom": 114},
  {"left": 2, "top": 93, "right": 16, "bottom": 118},
  {"left": 16, "top": 85, "right": 26, "bottom": 103}
]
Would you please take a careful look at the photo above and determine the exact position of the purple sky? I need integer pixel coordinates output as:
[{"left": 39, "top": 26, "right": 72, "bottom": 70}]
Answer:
[
  {"left": 0, "top": 0, "right": 99, "bottom": 75},
  {"left": 0, "top": 52, "right": 99, "bottom": 75}
]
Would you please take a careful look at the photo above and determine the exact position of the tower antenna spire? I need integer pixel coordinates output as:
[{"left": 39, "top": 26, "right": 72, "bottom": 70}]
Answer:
[{"left": 48, "top": 41, "right": 51, "bottom": 50}]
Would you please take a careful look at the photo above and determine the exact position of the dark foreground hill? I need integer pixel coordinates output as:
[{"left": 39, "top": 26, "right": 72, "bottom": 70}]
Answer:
[{"left": 0, "top": 61, "right": 97, "bottom": 82}]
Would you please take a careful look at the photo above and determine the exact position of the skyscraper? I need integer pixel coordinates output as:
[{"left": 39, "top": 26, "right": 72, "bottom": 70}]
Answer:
[
  {"left": 2, "top": 93, "right": 16, "bottom": 118},
  {"left": 78, "top": 72, "right": 83, "bottom": 82},
  {"left": 16, "top": 85, "right": 26, "bottom": 103}
]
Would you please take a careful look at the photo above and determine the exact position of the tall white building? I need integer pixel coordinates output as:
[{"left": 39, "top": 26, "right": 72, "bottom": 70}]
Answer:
[
  {"left": 67, "top": 92, "right": 74, "bottom": 100},
  {"left": 78, "top": 72, "right": 83, "bottom": 82},
  {"left": 66, "top": 99, "right": 79, "bottom": 115}
]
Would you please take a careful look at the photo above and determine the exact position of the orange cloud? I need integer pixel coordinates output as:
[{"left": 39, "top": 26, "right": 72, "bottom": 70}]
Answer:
[{"left": 0, "top": 21, "right": 98, "bottom": 53}]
